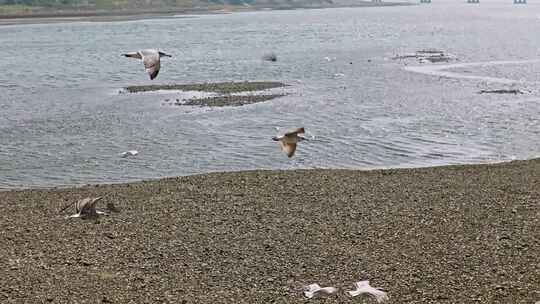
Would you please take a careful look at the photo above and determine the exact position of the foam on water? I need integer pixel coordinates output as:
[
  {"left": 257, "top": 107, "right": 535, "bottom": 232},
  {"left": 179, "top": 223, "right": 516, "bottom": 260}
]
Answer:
[{"left": 404, "top": 60, "right": 540, "bottom": 84}]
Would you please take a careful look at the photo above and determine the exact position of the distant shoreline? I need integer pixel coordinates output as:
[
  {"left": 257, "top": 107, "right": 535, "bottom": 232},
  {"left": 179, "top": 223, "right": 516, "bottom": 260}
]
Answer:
[{"left": 0, "top": 1, "right": 412, "bottom": 26}]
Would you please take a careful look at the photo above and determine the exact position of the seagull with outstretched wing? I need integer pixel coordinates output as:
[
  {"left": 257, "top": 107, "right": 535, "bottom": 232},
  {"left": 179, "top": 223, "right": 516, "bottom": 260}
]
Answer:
[
  {"left": 346, "top": 280, "right": 388, "bottom": 303},
  {"left": 123, "top": 49, "right": 172, "bottom": 80},
  {"left": 65, "top": 197, "right": 108, "bottom": 219},
  {"left": 272, "top": 127, "right": 307, "bottom": 158},
  {"left": 303, "top": 283, "right": 337, "bottom": 299}
]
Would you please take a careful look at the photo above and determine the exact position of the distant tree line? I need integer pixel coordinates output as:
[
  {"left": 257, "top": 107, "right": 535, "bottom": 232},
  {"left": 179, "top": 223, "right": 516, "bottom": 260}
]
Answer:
[
  {"left": 0, "top": 0, "right": 322, "bottom": 8},
  {"left": 0, "top": 0, "right": 257, "bottom": 6},
  {"left": 0, "top": 0, "right": 88, "bottom": 6}
]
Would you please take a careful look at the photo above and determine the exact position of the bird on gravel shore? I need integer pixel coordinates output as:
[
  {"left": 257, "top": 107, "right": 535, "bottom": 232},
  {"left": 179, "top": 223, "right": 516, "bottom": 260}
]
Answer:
[
  {"left": 122, "top": 49, "right": 172, "bottom": 80},
  {"left": 65, "top": 197, "right": 108, "bottom": 219},
  {"left": 303, "top": 283, "right": 337, "bottom": 299},
  {"left": 272, "top": 127, "right": 307, "bottom": 158},
  {"left": 346, "top": 280, "right": 388, "bottom": 303}
]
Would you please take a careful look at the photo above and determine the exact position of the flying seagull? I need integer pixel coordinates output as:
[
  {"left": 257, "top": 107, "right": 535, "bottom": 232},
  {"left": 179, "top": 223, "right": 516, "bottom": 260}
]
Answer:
[
  {"left": 346, "top": 280, "right": 388, "bottom": 303},
  {"left": 123, "top": 49, "right": 172, "bottom": 80},
  {"left": 303, "top": 283, "right": 337, "bottom": 299},
  {"left": 272, "top": 127, "right": 307, "bottom": 158},
  {"left": 65, "top": 197, "right": 108, "bottom": 219}
]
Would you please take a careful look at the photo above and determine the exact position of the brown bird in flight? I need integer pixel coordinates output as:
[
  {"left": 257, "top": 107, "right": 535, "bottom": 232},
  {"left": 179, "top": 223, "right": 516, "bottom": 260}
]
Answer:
[
  {"left": 123, "top": 49, "right": 172, "bottom": 80},
  {"left": 272, "top": 127, "right": 307, "bottom": 157}
]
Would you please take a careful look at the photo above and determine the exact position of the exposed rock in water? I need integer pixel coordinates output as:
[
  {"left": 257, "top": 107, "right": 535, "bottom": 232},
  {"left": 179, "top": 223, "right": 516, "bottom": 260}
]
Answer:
[
  {"left": 124, "top": 81, "right": 287, "bottom": 94},
  {"left": 478, "top": 89, "right": 525, "bottom": 95},
  {"left": 124, "top": 81, "right": 289, "bottom": 107},
  {"left": 177, "top": 94, "right": 286, "bottom": 107},
  {"left": 393, "top": 49, "right": 457, "bottom": 63},
  {"left": 417, "top": 48, "right": 446, "bottom": 54},
  {"left": 419, "top": 55, "right": 454, "bottom": 63}
]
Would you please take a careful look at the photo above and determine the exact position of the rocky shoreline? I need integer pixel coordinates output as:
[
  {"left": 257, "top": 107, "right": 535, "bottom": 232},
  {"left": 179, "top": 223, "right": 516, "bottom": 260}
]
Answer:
[{"left": 1, "top": 159, "right": 539, "bottom": 303}]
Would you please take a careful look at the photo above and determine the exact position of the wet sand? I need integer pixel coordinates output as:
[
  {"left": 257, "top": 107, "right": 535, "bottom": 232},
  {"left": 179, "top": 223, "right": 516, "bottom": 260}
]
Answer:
[{"left": 1, "top": 159, "right": 539, "bottom": 303}]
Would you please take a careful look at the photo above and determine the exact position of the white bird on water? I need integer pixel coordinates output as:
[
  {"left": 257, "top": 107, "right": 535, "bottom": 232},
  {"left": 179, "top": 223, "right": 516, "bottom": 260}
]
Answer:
[
  {"left": 303, "top": 283, "right": 337, "bottom": 299},
  {"left": 346, "top": 280, "right": 389, "bottom": 303},
  {"left": 121, "top": 150, "right": 138, "bottom": 158},
  {"left": 123, "top": 49, "right": 172, "bottom": 80},
  {"left": 272, "top": 127, "right": 307, "bottom": 158}
]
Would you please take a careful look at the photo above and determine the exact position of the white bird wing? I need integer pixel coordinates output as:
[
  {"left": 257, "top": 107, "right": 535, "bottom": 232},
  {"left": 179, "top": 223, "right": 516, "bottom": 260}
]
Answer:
[
  {"left": 121, "top": 150, "right": 138, "bottom": 158},
  {"left": 124, "top": 49, "right": 162, "bottom": 79},
  {"left": 303, "top": 283, "right": 321, "bottom": 298},
  {"left": 68, "top": 197, "right": 102, "bottom": 218},
  {"left": 83, "top": 197, "right": 102, "bottom": 214},
  {"left": 354, "top": 280, "right": 370, "bottom": 289},
  {"left": 284, "top": 127, "right": 305, "bottom": 136},
  {"left": 304, "top": 283, "right": 321, "bottom": 292},
  {"left": 75, "top": 197, "right": 92, "bottom": 213},
  {"left": 303, "top": 284, "right": 336, "bottom": 299},
  {"left": 348, "top": 281, "right": 388, "bottom": 303}
]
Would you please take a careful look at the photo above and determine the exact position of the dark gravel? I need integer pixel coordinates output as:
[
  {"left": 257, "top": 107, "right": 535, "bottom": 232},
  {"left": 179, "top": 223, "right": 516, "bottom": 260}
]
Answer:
[{"left": 1, "top": 159, "right": 539, "bottom": 303}]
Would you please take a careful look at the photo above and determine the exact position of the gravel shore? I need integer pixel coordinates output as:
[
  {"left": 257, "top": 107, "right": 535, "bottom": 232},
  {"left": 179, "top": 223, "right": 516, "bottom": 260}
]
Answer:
[{"left": 1, "top": 159, "right": 539, "bottom": 303}]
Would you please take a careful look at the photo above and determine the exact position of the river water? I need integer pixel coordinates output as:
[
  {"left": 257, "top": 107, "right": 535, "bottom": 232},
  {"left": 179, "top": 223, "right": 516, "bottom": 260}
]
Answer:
[{"left": 1, "top": 2, "right": 540, "bottom": 189}]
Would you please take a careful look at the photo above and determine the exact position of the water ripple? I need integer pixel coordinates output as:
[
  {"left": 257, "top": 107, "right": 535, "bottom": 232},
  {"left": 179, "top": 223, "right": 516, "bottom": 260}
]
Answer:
[{"left": 2, "top": 5, "right": 540, "bottom": 189}]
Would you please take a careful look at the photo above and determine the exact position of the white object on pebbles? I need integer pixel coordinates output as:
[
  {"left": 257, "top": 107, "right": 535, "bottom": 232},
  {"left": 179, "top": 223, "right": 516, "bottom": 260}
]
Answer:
[
  {"left": 346, "top": 280, "right": 388, "bottom": 303},
  {"left": 303, "top": 283, "right": 337, "bottom": 299},
  {"left": 66, "top": 197, "right": 108, "bottom": 219},
  {"left": 121, "top": 150, "right": 139, "bottom": 158}
]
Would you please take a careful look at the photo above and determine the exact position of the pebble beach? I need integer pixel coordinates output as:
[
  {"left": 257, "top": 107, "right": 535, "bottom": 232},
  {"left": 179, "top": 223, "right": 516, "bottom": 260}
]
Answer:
[{"left": 1, "top": 159, "right": 538, "bottom": 303}]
